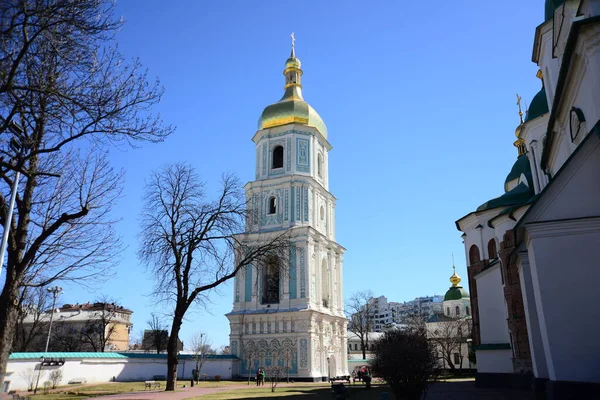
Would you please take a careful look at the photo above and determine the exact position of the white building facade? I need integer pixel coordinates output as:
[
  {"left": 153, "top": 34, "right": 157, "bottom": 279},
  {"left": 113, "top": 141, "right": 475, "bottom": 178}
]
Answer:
[
  {"left": 456, "top": 1, "right": 600, "bottom": 398},
  {"left": 226, "top": 42, "right": 348, "bottom": 381}
]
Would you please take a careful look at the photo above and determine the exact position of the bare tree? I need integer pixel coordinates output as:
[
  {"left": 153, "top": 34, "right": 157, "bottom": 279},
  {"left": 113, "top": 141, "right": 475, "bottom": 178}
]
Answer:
[
  {"left": 144, "top": 313, "right": 169, "bottom": 354},
  {"left": 50, "top": 324, "right": 84, "bottom": 352},
  {"left": 138, "top": 164, "right": 289, "bottom": 391},
  {"left": 427, "top": 316, "right": 471, "bottom": 371},
  {"left": 0, "top": 0, "right": 172, "bottom": 387},
  {"left": 19, "top": 367, "right": 37, "bottom": 392},
  {"left": 219, "top": 345, "right": 230, "bottom": 355},
  {"left": 190, "top": 332, "right": 214, "bottom": 382},
  {"left": 243, "top": 342, "right": 259, "bottom": 386},
  {"left": 80, "top": 297, "right": 123, "bottom": 352},
  {"left": 265, "top": 365, "right": 285, "bottom": 392},
  {"left": 12, "top": 286, "right": 52, "bottom": 352},
  {"left": 282, "top": 347, "right": 293, "bottom": 383},
  {"left": 346, "top": 290, "right": 375, "bottom": 359},
  {"left": 48, "top": 369, "right": 63, "bottom": 389}
]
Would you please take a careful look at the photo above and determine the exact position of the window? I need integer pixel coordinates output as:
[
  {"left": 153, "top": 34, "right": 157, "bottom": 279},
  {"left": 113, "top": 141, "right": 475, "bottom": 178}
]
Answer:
[
  {"left": 320, "top": 206, "right": 325, "bottom": 221},
  {"left": 272, "top": 145, "right": 283, "bottom": 169},
  {"left": 469, "top": 245, "right": 481, "bottom": 265},
  {"left": 446, "top": 307, "right": 450, "bottom": 316},
  {"left": 354, "top": 343, "right": 358, "bottom": 351},
  {"left": 348, "top": 344, "right": 352, "bottom": 351},
  {"left": 268, "top": 196, "right": 277, "bottom": 215},
  {"left": 466, "top": 306, "right": 470, "bottom": 316},
  {"left": 455, "top": 306, "right": 460, "bottom": 316},
  {"left": 262, "top": 255, "right": 280, "bottom": 304},
  {"left": 453, "top": 353, "right": 460, "bottom": 365},
  {"left": 488, "top": 239, "right": 497, "bottom": 260},
  {"left": 317, "top": 153, "right": 323, "bottom": 177}
]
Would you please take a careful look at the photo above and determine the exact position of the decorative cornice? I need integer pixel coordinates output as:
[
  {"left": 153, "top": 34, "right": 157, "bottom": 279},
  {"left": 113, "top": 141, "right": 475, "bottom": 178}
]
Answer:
[{"left": 525, "top": 215, "right": 600, "bottom": 239}]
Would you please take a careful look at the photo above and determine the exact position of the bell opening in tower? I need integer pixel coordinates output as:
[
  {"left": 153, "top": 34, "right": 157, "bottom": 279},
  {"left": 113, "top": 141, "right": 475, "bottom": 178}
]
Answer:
[
  {"left": 272, "top": 146, "right": 284, "bottom": 169},
  {"left": 262, "top": 255, "right": 280, "bottom": 304}
]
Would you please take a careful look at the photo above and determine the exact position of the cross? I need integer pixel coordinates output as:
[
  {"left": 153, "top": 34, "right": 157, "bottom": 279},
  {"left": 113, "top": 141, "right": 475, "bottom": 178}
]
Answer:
[
  {"left": 291, "top": 32, "right": 296, "bottom": 48},
  {"left": 516, "top": 93, "right": 524, "bottom": 123}
]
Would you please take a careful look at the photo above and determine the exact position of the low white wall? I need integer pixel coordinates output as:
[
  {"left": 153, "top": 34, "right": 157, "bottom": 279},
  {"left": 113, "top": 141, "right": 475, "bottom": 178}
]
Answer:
[
  {"left": 5, "top": 357, "right": 237, "bottom": 392},
  {"left": 476, "top": 349, "right": 513, "bottom": 374}
]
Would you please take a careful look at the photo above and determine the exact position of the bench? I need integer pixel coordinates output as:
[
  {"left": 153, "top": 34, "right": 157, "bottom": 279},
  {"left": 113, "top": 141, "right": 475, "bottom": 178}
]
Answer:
[
  {"left": 12, "top": 395, "right": 32, "bottom": 400},
  {"left": 68, "top": 377, "right": 87, "bottom": 384},
  {"left": 144, "top": 381, "right": 161, "bottom": 390}
]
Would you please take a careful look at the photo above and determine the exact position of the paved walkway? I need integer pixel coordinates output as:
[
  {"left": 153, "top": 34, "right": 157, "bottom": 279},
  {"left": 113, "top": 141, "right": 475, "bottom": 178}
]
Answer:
[{"left": 425, "top": 381, "right": 534, "bottom": 399}]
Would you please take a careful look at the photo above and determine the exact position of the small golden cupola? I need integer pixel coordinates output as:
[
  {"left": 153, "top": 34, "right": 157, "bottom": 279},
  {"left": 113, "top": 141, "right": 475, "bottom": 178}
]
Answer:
[
  {"left": 514, "top": 93, "right": 527, "bottom": 156},
  {"left": 444, "top": 263, "right": 470, "bottom": 301},
  {"left": 257, "top": 33, "right": 328, "bottom": 138},
  {"left": 450, "top": 265, "right": 461, "bottom": 287}
]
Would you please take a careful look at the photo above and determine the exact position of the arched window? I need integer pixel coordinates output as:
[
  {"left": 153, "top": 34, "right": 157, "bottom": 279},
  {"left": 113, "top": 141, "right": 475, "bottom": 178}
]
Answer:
[
  {"left": 466, "top": 306, "right": 470, "bottom": 315},
  {"left": 262, "top": 255, "right": 280, "bottom": 304},
  {"left": 272, "top": 146, "right": 283, "bottom": 169},
  {"left": 317, "top": 153, "right": 323, "bottom": 177},
  {"left": 268, "top": 197, "right": 276, "bottom": 215},
  {"left": 469, "top": 245, "right": 481, "bottom": 265},
  {"left": 487, "top": 239, "right": 497, "bottom": 260},
  {"left": 321, "top": 259, "right": 329, "bottom": 307},
  {"left": 455, "top": 305, "right": 460, "bottom": 316},
  {"left": 446, "top": 307, "right": 450, "bottom": 316}
]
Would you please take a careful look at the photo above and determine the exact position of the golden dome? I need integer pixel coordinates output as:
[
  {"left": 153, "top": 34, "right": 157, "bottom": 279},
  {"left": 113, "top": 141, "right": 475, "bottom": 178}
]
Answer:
[
  {"left": 450, "top": 265, "right": 461, "bottom": 287},
  {"left": 257, "top": 39, "right": 327, "bottom": 138},
  {"left": 285, "top": 56, "right": 301, "bottom": 70}
]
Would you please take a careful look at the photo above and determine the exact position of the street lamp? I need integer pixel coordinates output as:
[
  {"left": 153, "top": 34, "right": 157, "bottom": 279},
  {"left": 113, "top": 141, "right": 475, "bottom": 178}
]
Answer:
[
  {"left": 44, "top": 286, "right": 63, "bottom": 353},
  {"left": 0, "top": 118, "right": 30, "bottom": 280},
  {"left": 33, "top": 356, "right": 45, "bottom": 394}
]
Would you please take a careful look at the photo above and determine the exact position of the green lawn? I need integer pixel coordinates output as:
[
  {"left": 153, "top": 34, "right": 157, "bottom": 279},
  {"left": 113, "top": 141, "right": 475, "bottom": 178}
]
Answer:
[
  {"left": 24, "top": 380, "right": 394, "bottom": 400},
  {"left": 27, "top": 380, "right": 242, "bottom": 399}
]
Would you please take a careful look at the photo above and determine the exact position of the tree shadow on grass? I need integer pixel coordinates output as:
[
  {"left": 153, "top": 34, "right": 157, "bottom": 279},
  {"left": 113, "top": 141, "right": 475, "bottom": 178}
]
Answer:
[{"left": 213, "top": 385, "right": 392, "bottom": 400}]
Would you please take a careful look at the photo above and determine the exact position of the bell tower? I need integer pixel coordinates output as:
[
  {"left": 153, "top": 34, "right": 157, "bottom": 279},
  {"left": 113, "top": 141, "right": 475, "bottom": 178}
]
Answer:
[{"left": 226, "top": 36, "right": 347, "bottom": 381}]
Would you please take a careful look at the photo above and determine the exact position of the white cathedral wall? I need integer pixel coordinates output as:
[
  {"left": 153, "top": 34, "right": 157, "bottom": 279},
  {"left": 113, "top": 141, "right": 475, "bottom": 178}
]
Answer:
[
  {"left": 517, "top": 251, "right": 549, "bottom": 380},
  {"left": 473, "top": 265, "right": 510, "bottom": 346},
  {"left": 525, "top": 220, "right": 600, "bottom": 383},
  {"left": 476, "top": 350, "right": 514, "bottom": 374},
  {"left": 535, "top": 20, "right": 559, "bottom": 106}
]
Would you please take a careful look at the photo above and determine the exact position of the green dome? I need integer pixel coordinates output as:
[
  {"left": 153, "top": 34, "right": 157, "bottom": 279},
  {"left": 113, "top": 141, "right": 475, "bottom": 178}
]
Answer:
[
  {"left": 525, "top": 87, "right": 549, "bottom": 122},
  {"left": 444, "top": 286, "right": 469, "bottom": 301},
  {"left": 477, "top": 182, "right": 535, "bottom": 212},
  {"left": 545, "top": 0, "right": 566, "bottom": 20},
  {"left": 504, "top": 154, "right": 532, "bottom": 186}
]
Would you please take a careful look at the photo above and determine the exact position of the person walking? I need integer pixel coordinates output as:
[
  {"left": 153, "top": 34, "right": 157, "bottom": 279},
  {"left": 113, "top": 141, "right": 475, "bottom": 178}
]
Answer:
[{"left": 256, "top": 368, "right": 262, "bottom": 386}]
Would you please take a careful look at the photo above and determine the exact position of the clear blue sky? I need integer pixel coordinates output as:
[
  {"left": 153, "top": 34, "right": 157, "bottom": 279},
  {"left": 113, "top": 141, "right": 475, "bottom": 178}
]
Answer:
[{"left": 56, "top": 0, "right": 546, "bottom": 349}]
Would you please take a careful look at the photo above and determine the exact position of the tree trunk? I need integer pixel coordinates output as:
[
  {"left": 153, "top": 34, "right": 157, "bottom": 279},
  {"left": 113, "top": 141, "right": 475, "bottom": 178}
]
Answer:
[
  {"left": 0, "top": 276, "right": 21, "bottom": 391},
  {"left": 165, "top": 313, "right": 183, "bottom": 391},
  {"left": 361, "top": 338, "right": 366, "bottom": 359}
]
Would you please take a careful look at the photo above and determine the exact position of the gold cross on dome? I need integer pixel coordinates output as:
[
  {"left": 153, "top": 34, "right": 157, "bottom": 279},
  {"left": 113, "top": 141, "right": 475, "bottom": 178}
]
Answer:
[
  {"left": 291, "top": 32, "right": 296, "bottom": 48},
  {"left": 516, "top": 93, "right": 524, "bottom": 123}
]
